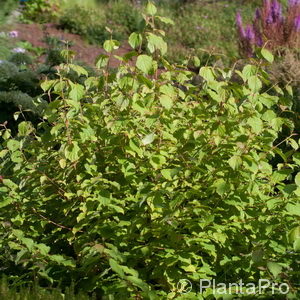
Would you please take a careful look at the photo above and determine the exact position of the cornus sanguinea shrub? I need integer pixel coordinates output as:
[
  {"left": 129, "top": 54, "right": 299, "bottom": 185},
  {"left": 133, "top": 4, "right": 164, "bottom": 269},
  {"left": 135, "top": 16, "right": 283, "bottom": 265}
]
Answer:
[
  {"left": 0, "top": 2, "right": 300, "bottom": 299},
  {"left": 237, "top": 0, "right": 300, "bottom": 57}
]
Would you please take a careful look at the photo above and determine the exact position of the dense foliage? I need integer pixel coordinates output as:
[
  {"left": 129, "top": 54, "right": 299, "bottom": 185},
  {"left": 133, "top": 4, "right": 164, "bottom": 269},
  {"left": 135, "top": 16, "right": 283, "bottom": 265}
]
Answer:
[{"left": 0, "top": 3, "right": 299, "bottom": 299}]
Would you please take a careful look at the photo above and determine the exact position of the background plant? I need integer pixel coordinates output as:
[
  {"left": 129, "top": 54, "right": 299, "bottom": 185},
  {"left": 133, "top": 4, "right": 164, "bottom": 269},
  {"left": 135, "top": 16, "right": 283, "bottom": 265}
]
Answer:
[
  {"left": 0, "top": 32, "right": 95, "bottom": 134},
  {"left": 236, "top": 0, "right": 300, "bottom": 57},
  {"left": 20, "top": 0, "right": 60, "bottom": 23},
  {"left": 0, "top": 0, "right": 19, "bottom": 25}
]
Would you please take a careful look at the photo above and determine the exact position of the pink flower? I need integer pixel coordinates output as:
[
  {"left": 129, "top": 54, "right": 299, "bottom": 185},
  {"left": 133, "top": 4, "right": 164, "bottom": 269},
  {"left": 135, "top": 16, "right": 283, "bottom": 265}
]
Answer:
[
  {"left": 8, "top": 31, "right": 18, "bottom": 38},
  {"left": 295, "top": 15, "right": 300, "bottom": 31}
]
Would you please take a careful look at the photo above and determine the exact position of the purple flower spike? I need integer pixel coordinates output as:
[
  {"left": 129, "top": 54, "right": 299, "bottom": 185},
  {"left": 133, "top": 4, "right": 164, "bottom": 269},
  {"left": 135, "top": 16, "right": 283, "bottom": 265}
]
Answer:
[
  {"left": 236, "top": 12, "right": 243, "bottom": 27},
  {"left": 236, "top": 12, "right": 246, "bottom": 37},
  {"left": 256, "top": 35, "right": 263, "bottom": 47},
  {"left": 294, "top": 15, "right": 300, "bottom": 31},
  {"left": 289, "top": 0, "right": 300, "bottom": 7},
  {"left": 271, "top": 0, "right": 282, "bottom": 22},
  {"left": 255, "top": 8, "right": 261, "bottom": 20},
  {"left": 246, "top": 25, "right": 255, "bottom": 41},
  {"left": 266, "top": 14, "right": 273, "bottom": 24}
]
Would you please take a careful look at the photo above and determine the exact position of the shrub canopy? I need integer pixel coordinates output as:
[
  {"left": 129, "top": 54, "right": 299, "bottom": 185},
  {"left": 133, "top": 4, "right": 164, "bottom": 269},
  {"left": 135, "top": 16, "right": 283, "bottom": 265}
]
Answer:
[{"left": 0, "top": 2, "right": 300, "bottom": 299}]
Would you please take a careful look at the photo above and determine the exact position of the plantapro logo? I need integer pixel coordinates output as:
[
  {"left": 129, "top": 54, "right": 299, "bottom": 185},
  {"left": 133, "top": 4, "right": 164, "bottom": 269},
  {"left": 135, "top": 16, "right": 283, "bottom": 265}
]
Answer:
[
  {"left": 176, "top": 278, "right": 290, "bottom": 295},
  {"left": 177, "top": 279, "right": 193, "bottom": 294}
]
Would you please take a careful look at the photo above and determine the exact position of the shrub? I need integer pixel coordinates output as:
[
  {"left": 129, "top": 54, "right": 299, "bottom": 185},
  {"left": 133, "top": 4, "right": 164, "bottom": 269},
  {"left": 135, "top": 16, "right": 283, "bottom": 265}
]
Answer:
[
  {"left": 0, "top": 0, "right": 18, "bottom": 24},
  {"left": 58, "top": 5, "right": 112, "bottom": 45},
  {"left": 59, "top": 1, "right": 142, "bottom": 45},
  {"left": 0, "top": 2, "right": 300, "bottom": 299},
  {"left": 107, "top": 0, "right": 144, "bottom": 34},
  {"left": 21, "top": 0, "right": 60, "bottom": 23}
]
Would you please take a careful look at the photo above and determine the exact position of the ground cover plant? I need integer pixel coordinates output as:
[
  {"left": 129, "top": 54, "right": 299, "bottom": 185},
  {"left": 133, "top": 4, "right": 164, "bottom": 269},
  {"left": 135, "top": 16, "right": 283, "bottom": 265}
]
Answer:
[{"left": 0, "top": 2, "right": 300, "bottom": 299}]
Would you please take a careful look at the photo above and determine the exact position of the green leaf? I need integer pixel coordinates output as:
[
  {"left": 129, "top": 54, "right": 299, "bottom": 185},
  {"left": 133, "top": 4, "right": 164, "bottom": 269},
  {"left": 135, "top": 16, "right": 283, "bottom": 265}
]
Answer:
[
  {"left": 146, "top": 33, "right": 167, "bottom": 55},
  {"left": 69, "top": 83, "right": 84, "bottom": 101},
  {"left": 59, "top": 159, "right": 66, "bottom": 169},
  {"left": 69, "top": 64, "right": 88, "bottom": 76},
  {"left": 155, "top": 16, "right": 174, "bottom": 25},
  {"left": 18, "top": 122, "right": 33, "bottom": 136},
  {"left": 11, "top": 151, "right": 23, "bottom": 163},
  {"left": 141, "top": 133, "right": 155, "bottom": 146},
  {"left": 7, "top": 140, "right": 20, "bottom": 152},
  {"left": 247, "top": 117, "right": 263, "bottom": 134},
  {"left": 36, "top": 243, "right": 50, "bottom": 255},
  {"left": 41, "top": 80, "right": 57, "bottom": 92},
  {"left": 64, "top": 142, "right": 80, "bottom": 162},
  {"left": 295, "top": 172, "right": 300, "bottom": 186},
  {"left": 2, "top": 179, "right": 18, "bottom": 190},
  {"left": 103, "top": 40, "right": 120, "bottom": 53},
  {"left": 199, "top": 67, "right": 215, "bottom": 82},
  {"left": 21, "top": 237, "right": 34, "bottom": 252},
  {"left": 95, "top": 54, "right": 109, "bottom": 68},
  {"left": 0, "top": 198, "right": 12, "bottom": 208},
  {"left": 161, "top": 168, "right": 180, "bottom": 181},
  {"left": 0, "top": 149, "right": 8, "bottom": 159},
  {"left": 228, "top": 155, "right": 242, "bottom": 170},
  {"left": 261, "top": 48, "right": 274, "bottom": 63},
  {"left": 146, "top": 1, "right": 157, "bottom": 15},
  {"left": 293, "top": 239, "right": 300, "bottom": 251},
  {"left": 214, "top": 178, "right": 230, "bottom": 195},
  {"left": 289, "top": 138, "right": 299, "bottom": 150},
  {"left": 182, "top": 265, "right": 196, "bottom": 272},
  {"left": 128, "top": 33, "right": 143, "bottom": 49},
  {"left": 109, "top": 259, "right": 125, "bottom": 278},
  {"left": 50, "top": 255, "right": 75, "bottom": 267},
  {"left": 159, "top": 94, "right": 173, "bottom": 109},
  {"left": 293, "top": 153, "right": 300, "bottom": 165},
  {"left": 128, "top": 140, "right": 143, "bottom": 157},
  {"left": 286, "top": 203, "right": 300, "bottom": 216},
  {"left": 126, "top": 276, "right": 149, "bottom": 292},
  {"left": 136, "top": 55, "right": 153, "bottom": 74},
  {"left": 150, "top": 155, "right": 166, "bottom": 169},
  {"left": 242, "top": 65, "right": 257, "bottom": 80},
  {"left": 262, "top": 110, "right": 276, "bottom": 122},
  {"left": 267, "top": 261, "right": 282, "bottom": 278},
  {"left": 248, "top": 76, "right": 262, "bottom": 92},
  {"left": 288, "top": 227, "right": 300, "bottom": 244}
]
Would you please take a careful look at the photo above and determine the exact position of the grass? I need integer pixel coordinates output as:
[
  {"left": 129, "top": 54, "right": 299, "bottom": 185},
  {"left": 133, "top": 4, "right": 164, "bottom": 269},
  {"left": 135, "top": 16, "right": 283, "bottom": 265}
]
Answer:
[{"left": 0, "top": 277, "right": 95, "bottom": 300}]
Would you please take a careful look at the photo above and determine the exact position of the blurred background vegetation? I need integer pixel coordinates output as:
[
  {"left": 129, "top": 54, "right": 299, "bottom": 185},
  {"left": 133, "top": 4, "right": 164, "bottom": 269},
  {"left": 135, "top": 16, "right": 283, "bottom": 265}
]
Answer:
[{"left": 0, "top": 0, "right": 265, "bottom": 64}]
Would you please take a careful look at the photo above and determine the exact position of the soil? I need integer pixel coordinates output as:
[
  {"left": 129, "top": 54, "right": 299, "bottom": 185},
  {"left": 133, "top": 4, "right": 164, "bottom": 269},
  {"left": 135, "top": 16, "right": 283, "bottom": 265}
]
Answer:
[{"left": 13, "top": 23, "right": 132, "bottom": 68}]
